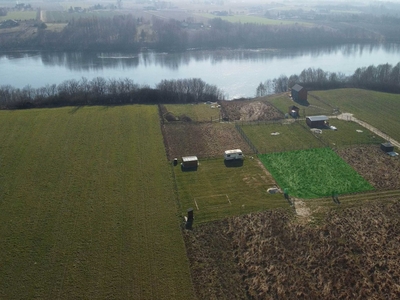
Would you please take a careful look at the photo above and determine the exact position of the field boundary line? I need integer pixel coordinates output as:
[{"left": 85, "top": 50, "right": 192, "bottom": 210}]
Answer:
[{"left": 194, "top": 194, "right": 231, "bottom": 210}]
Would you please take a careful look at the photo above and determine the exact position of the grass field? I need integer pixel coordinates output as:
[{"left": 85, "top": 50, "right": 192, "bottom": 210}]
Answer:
[
  {"left": 0, "top": 11, "right": 36, "bottom": 21},
  {"left": 0, "top": 106, "right": 193, "bottom": 299},
  {"left": 174, "top": 158, "right": 288, "bottom": 223},
  {"left": 265, "top": 92, "right": 335, "bottom": 116},
  {"left": 310, "top": 89, "right": 400, "bottom": 143},
  {"left": 164, "top": 103, "right": 221, "bottom": 122},
  {"left": 196, "top": 13, "right": 312, "bottom": 26},
  {"left": 317, "top": 119, "right": 385, "bottom": 147},
  {"left": 258, "top": 148, "right": 374, "bottom": 199},
  {"left": 43, "top": 11, "right": 123, "bottom": 23},
  {"left": 240, "top": 121, "right": 324, "bottom": 153}
]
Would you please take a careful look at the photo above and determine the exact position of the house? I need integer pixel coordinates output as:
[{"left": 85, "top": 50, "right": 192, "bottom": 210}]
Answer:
[
  {"left": 288, "top": 105, "right": 300, "bottom": 118},
  {"left": 306, "top": 115, "right": 329, "bottom": 128},
  {"left": 291, "top": 84, "right": 307, "bottom": 102}
]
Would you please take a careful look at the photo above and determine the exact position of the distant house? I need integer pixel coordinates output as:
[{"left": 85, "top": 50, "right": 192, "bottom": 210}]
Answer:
[
  {"left": 291, "top": 84, "right": 307, "bottom": 102},
  {"left": 306, "top": 115, "right": 329, "bottom": 128},
  {"left": 288, "top": 105, "right": 300, "bottom": 118}
]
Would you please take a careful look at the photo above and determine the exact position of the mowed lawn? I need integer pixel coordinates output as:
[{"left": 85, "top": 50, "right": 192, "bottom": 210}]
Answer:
[
  {"left": 241, "top": 121, "right": 324, "bottom": 153},
  {"left": 174, "top": 158, "right": 287, "bottom": 223},
  {"left": 311, "top": 89, "right": 400, "bottom": 143},
  {"left": 0, "top": 106, "right": 193, "bottom": 299}
]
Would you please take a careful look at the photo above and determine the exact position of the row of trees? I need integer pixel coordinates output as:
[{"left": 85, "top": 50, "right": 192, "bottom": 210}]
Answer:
[
  {"left": 1, "top": 14, "right": 392, "bottom": 51},
  {"left": 256, "top": 62, "right": 400, "bottom": 96},
  {"left": 0, "top": 78, "right": 225, "bottom": 109}
]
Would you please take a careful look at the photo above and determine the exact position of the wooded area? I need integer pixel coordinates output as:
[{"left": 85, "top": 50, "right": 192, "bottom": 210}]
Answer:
[
  {"left": 0, "top": 78, "right": 225, "bottom": 109},
  {"left": 257, "top": 62, "right": 400, "bottom": 96}
]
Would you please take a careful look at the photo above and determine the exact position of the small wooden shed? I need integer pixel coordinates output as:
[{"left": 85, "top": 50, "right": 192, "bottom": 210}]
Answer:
[
  {"left": 181, "top": 156, "right": 198, "bottom": 168},
  {"left": 288, "top": 105, "right": 300, "bottom": 118},
  {"left": 381, "top": 142, "right": 394, "bottom": 153},
  {"left": 306, "top": 115, "right": 329, "bottom": 128},
  {"left": 291, "top": 84, "right": 308, "bottom": 102}
]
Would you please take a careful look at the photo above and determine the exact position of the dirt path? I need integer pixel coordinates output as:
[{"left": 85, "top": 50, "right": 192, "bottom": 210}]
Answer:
[{"left": 336, "top": 113, "right": 400, "bottom": 149}]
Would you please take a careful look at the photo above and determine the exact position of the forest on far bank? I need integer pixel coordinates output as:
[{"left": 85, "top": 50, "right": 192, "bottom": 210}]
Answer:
[
  {"left": 1, "top": 13, "right": 398, "bottom": 52},
  {"left": 257, "top": 62, "right": 400, "bottom": 97}
]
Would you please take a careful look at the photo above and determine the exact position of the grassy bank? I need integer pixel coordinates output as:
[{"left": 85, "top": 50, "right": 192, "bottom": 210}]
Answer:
[{"left": 0, "top": 106, "right": 193, "bottom": 299}]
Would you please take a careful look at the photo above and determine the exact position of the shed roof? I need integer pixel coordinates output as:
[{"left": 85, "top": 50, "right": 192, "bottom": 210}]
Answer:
[
  {"left": 306, "top": 115, "right": 329, "bottom": 122},
  {"left": 381, "top": 142, "right": 393, "bottom": 147},
  {"left": 291, "top": 84, "right": 304, "bottom": 92},
  {"left": 182, "top": 156, "right": 198, "bottom": 162}
]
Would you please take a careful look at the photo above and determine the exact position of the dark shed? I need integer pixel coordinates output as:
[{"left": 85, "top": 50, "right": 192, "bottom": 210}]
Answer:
[
  {"left": 381, "top": 142, "right": 394, "bottom": 153},
  {"left": 291, "top": 84, "right": 308, "bottom": 102},
  {"left": 181, "top": 156, "right": 198, "bottom": 168},
  {"left": 289, "top": 105, "right": 300, "bottom": 117},
  {"left": 306, "top": 115, "right": 329, "bottom": 128}
]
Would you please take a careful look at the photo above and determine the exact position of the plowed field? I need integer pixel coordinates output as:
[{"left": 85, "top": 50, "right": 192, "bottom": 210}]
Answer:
[
  {"left": 336, "top": 145, "right": 400, "bottom": 190},
  {"left": 184, "top": 201, "right": 400, "bottom": 299},
  {"left": 162, "top": 122, "right": 252, "bottom": 159}
]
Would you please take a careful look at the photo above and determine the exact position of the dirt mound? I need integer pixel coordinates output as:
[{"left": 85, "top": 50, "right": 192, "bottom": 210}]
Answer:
[
  {"left": 219, "top": 100, "right": 284, "bottom": 122},
  {"left": 184, "top": 202, "right": 400, "bottom": 299}
]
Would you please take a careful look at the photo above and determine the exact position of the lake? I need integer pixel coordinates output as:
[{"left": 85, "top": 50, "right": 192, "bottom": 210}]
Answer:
[{"left": 1, "top": 43, "right": 400, "bottom": 99}]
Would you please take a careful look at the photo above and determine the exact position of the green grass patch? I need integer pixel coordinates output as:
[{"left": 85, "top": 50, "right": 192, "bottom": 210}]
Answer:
[
  {"left": 196, "top": 13, "right": 312, "bottom": 26},
  {"left": 165, "top": 103, "right": 221, "bottom": 122},
  {"left": 310, "top": 89, "right": 400, "bottom": 143},
  {"left": 318, "top": 119, "right": 385, "bottom": 147},
  {"left": 174, "top": 158, "right": 288, "bottom": 224},
  {"left": 241, "top": 121, "right": 324, "bottom": 153},
  {"left": 265, "top": 93, "right": 334, "bottom": 116},
  {"left": 258, "top": 148, "right": 374, "bottom": 199},
  {"left": 0, "top": 106, "right": 193, "bottom": 299},
  {"left": 43, "top": 11, "right": 123, "bottom": 23},
  {"left": 44, "top": 23, "right": 68, "bottom": 32},
  {"left": 0, "top": 11, "right": 36, "bottom": 21}
]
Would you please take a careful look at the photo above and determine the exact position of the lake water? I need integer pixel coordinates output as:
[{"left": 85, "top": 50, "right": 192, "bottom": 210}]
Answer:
[{"left": 1, "top": 43, "right": 400, "bottom": 99}]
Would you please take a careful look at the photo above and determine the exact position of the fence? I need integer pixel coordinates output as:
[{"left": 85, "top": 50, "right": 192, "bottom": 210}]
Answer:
[{"left": 234, "top": 123, "right": 259, "bottom": 154}]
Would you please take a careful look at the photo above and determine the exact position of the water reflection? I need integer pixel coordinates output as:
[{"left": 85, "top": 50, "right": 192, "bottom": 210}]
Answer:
[{"left": 3, "top": 43, "right": 399, "bottom": 72}]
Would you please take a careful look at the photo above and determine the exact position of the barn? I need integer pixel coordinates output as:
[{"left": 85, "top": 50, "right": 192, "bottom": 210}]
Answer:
[
  {"left": 291, "top": 84, "right": 307, "bottom": 102},
  {"left": 306, "top": 115, "right": 329, "bottom": 128}
]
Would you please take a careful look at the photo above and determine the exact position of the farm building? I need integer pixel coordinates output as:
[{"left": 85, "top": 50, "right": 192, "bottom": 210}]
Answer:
[
  {"left": 288, "top": 105, "right": 300, "bottom": 118},
  {"left": 306, "top": 115, "right": 329, "bottom": 128},
  {"left": 181, "top": 156, "right": 198, "bottom": 168},
  {"left": 381, "top": 142, "right": 394, "bottom": 153},
  {"left": 291, "top": 84, "right": 308, "bottom": 102}
]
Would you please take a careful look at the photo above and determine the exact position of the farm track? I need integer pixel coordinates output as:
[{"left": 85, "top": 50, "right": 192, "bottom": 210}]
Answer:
[{"left": 309, "top": 189, "right": 400, "bottom": 206}]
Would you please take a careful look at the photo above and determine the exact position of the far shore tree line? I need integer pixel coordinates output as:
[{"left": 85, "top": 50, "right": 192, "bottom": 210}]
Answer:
[
  {"left": 256, "top": 62, "right": 400, "bottom": 96},
  {"left": 0, "top": 78, "right": 225, "bottom": 110},
  {"left": 1, "top": 14, "right": 396, "bottom": 52}
]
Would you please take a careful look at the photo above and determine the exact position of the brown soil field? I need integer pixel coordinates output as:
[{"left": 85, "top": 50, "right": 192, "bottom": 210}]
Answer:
[
  {"left": 336, "top": 145, "right": 400, "bottom": 190},
  {"left": 219, "top": 100, "right": 284, "bottom": 122},
  {"left": 183, "top": 201, "right": 400, "bottom": 299},
  {"left": 162, "top": 122, "right": 252, "bottom": 160}
]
